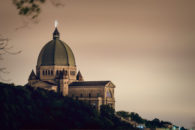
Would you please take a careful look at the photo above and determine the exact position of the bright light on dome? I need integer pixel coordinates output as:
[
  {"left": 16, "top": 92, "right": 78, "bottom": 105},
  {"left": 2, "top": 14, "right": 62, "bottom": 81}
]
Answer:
[{"left": 55, "top": 20, "right": 58, "bottom": 27}]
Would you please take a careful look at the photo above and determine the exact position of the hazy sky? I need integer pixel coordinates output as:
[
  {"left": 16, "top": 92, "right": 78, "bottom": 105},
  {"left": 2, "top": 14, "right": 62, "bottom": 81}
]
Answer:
[{"left": 0, "top": 0, "right": 195, "bottom": 128}]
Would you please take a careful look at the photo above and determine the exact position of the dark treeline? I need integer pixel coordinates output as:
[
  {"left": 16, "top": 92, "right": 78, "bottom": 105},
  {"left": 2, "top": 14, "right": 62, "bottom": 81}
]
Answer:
[
  {"left": 0, "top": 82, "right": 136, "bottom": 130},
  {"left": 116, "top": 111, "right": 187, "bottom": 130}
]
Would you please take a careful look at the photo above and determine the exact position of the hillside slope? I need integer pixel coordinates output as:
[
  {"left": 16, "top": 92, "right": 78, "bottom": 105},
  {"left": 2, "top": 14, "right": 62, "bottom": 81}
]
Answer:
[{"left": 0, "top": 82, "right": 136, "bottom": 129}]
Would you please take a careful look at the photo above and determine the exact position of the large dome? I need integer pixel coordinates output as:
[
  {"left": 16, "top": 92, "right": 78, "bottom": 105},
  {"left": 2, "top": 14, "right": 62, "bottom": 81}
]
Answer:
[{"left": 37, "top": 28, "right": 76, "bottom": 67}]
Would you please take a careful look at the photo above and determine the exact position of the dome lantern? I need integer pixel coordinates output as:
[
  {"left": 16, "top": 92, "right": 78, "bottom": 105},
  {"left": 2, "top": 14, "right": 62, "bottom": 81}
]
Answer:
[{"left": 53, "top": 27, "right": 60, "bottom": 39}]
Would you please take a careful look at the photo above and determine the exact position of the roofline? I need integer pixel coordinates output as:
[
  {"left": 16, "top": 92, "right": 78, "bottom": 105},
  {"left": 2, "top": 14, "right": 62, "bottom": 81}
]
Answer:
[{"left": 69, "top": 80, "right": 115, "bottom": 88}]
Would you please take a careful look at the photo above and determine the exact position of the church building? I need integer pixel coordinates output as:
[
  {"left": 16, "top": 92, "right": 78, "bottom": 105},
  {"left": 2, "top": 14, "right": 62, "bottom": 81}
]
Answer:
[{"left": 28, "top": 27, "right": 115, "bottom": 110}]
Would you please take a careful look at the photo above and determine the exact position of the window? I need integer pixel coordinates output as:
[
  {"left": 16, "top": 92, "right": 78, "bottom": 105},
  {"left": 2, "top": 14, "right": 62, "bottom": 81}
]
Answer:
[
  {"left": 106, "top": 90, "right": 112, "bottom": 98},
  {"left": 70, "top": 71, "right": 75, "bottom": 75},
  {"left": 80, "top": 94, "right": 83, "bottom": 97},
  {"left": 63, "top": 70, "right": 67, "bottom": 75},
  {"left": 48, "top": 70, "right": 50, "bottom": 75},
  {"left": 45, "top": 70, "right": 47, "bottom": 75},
  {"left": 56, "top": 70, "right": 59, "bottom": 75},
  {"left": 89, "top": 93, "right": 91, "bottom": 98},
  {"left": 42, "top": 70, "right": 45, "bottom": 75},
  {"left": 51, "top": 70, "right": 53, "bottom": 75}
]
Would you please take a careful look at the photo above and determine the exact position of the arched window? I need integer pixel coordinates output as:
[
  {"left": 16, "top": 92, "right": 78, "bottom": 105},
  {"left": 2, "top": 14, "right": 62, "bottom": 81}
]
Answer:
[
  {"left": 56, "top": 70, "right": 59, "bottom": 75},
  {"left": 89, "top": 93, "right": 91, "bottom": 98},
  {"left": 51, "top": 70, "right": 53, "bottom": 75},
  {"left": 42, "top": 70, "right": 45, "bottom": 75},
  {"left": 64, "top": 70, "right": 67, "bottom": 75},
  {"left": 106, "top": 90, "right": 112, "bottom": 98},
  {"left": 45, "top": 70, "right": 47, "bottom": 75},
  {"left": 48, "top": 70, "right": 50, "bottom": 75}
]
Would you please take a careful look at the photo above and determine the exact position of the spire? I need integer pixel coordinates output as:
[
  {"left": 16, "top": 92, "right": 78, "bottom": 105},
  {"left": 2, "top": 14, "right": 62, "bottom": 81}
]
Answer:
[
  {"left": 76, "top": 71, "right": 84, "bottom": 81},
  {"left": 53, "top": 20, "right": 60, "bottom": 39},
  {"left": 53, "top": 27, "right": 60, "bottom": 39},
  {"left": 28, "top": 70, "right": 37, "bottom": 80}
]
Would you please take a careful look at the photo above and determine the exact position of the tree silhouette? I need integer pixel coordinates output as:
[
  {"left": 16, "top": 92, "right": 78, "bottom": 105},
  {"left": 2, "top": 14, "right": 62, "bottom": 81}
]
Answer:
[
  {"left": 12, "top": 0, "right": 65, "bottom": 19},
  {"left": 0, "top": 82, "right": 137, "bottom": 129},
  {"left": 129, "top": 112, "right": 144, "bottom": 124},
  {"left": 116, "top": 111, "right": 130, "bottom": 120}
]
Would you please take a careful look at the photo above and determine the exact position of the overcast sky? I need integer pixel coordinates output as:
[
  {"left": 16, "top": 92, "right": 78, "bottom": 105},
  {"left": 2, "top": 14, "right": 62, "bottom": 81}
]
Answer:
[{"left": 0, "top": 0, "right": 195, "bottom": 128}]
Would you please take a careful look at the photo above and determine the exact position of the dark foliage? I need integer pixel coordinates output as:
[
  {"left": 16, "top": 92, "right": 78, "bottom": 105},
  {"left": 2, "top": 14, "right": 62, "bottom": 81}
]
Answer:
[
  {"left": 12, "top": 0, "right": 45, "bottom": 19},
  {"left": 0, "top": 82, "right": 135, "bottom": 129},
  {"left": 144, "top": 118, "right": 173, "bottom": 128},
  {"left": 12, "top": 0, "right": 65, "bottom": 19},
  {"left": 116, "top": 111, "right": 144, "bottom": 124},
  {"left": 116, "top": 111, "right": 130, "bottom": 120},
  {"left": 116, "top": 110, "right": 177, "bottom": 129},
  {"left": 100, "top": 105, "right": 137, "bottom": 129},
  {"left": 129, "top": 112, "right": 144, "bottom": 124}
]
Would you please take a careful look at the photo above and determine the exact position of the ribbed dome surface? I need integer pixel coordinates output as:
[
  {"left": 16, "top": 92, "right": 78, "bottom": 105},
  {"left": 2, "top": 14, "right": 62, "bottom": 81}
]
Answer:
[{"left": 37, "top": 39, "right": 76, "bottom": 67}]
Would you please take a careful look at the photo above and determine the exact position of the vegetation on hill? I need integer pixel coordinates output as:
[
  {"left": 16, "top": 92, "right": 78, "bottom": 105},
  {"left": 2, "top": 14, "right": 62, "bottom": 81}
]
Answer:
[
  {"left": 116, "top": 111, "right": 187, "bottom": 130},
  {"left": 0, "top": 82, "right": 136, "bottom": 129}
]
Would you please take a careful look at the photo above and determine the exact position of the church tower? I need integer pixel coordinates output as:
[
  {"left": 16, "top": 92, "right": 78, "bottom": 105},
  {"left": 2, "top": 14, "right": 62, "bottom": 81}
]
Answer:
[
  {"left": 28, "top": 70, "right": 38, "bottom": 86},
  {"left": 59, "top": 70, "right": 69, "bottom": 96}
]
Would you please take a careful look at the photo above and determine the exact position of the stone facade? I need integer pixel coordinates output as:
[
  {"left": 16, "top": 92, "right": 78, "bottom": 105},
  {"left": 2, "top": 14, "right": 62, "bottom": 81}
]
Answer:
[
  {"left": 69, "top": 81, "right": 115, "bottom": 110},
  {"left": 36, "top": 65, "right": 77, "bottom": 83}
]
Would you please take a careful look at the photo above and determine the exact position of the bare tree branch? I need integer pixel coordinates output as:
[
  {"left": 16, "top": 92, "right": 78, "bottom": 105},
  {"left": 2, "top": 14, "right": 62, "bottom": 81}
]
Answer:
[
  {"left": 50, "top": 0, "right": 65, "bottom": 7},
  {"left": 0, "top": 37, "right": 21, "bottom": 59},
  {"left": 0, "top": 35, "right": 21, "bottom": 81},
  {"left": 0, "top": 0, "right": 64, "bottom": 81}
]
